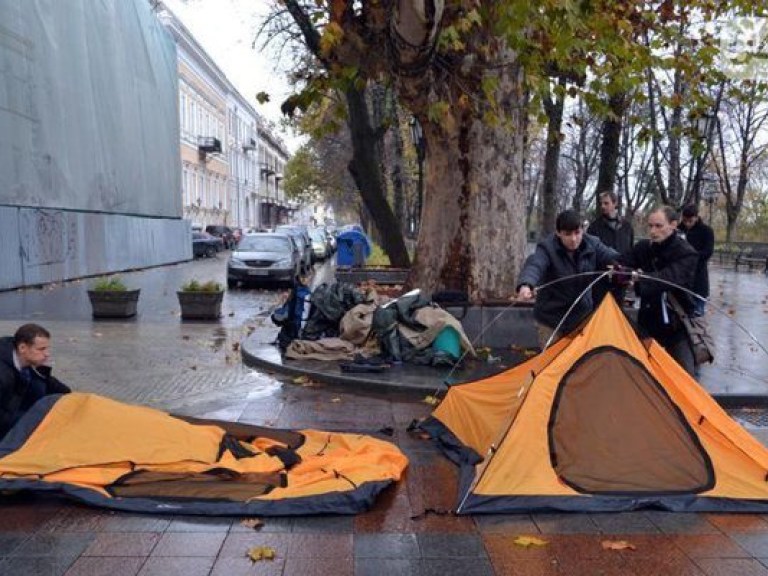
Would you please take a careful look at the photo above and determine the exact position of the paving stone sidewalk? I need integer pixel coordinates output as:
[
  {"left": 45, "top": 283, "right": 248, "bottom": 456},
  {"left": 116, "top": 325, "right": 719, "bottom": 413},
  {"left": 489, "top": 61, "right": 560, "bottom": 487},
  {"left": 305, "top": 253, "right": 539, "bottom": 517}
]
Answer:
[{"left": 1, "top": 258, "right": 768, "bottom": 575}]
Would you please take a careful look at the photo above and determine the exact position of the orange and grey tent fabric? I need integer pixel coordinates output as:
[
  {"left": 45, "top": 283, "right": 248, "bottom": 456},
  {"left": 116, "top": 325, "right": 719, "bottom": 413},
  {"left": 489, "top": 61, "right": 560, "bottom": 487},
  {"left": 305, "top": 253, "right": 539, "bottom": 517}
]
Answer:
[
  {"left": 0, "top": 393, "right": 407, "bottom": 515},
  {"left": 421, "top": 295, "right": 768, "bottom": 513}
]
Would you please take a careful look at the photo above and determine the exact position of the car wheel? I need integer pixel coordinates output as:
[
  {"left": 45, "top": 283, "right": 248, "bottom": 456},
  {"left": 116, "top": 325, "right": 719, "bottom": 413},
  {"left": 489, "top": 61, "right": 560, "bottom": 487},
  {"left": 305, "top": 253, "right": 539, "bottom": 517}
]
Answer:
[
  {"left": 205, "top": 246, "right": 216, "bottom": 258},
  {"left": 227, "top": 278, "right": 237, "bottom": 289}
]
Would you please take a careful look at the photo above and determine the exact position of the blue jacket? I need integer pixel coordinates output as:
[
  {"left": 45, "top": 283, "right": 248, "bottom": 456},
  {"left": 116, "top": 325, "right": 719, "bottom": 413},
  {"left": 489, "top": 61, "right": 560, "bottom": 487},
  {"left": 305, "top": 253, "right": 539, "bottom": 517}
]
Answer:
[
  {"left": 517, "top": 234, "right": 620, "bottom": 333},
  {"left": 0, "top": 337, "right": 70, "bottom": 439}
]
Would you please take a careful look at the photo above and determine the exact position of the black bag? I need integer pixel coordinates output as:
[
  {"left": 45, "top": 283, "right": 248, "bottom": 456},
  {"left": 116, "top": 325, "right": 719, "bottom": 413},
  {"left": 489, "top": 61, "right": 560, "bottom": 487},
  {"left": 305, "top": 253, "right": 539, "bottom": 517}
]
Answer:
[
  {"left": 271, "top": 280, "right": 312, "bottom": 351},
  {"left": 668, "top": 295, "right": 715, "bottom": 365}
]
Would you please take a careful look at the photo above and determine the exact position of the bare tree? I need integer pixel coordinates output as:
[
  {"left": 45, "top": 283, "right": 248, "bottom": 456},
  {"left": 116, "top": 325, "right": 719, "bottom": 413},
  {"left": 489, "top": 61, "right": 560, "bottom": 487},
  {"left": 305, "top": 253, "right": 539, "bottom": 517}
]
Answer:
[
  {"left": 561, "top": 100, "right": 602, "bottom": 215},
  {"left": 712, "top": 82, "right": 768, "bottom": 242}
]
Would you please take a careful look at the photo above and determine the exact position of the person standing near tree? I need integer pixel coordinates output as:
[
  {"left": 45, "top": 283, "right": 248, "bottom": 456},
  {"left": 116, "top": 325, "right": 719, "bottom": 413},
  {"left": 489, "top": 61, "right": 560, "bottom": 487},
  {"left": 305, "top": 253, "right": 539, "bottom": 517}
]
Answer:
[
  {"left": 587, "top": 191, "right": 635, "bottom": 304},
  {"left": 620, "top": 206, "right": 698, "bottom": 376},
  {"left": 678, "top": 204, "right": 715, "bottom": 317}
]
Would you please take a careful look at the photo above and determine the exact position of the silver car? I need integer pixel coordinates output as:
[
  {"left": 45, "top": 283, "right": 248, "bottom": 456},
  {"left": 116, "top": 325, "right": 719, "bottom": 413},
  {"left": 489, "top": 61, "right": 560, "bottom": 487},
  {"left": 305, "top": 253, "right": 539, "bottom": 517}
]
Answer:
[{"left": 227, "top": 233, "right": 300, "bottom": 288}]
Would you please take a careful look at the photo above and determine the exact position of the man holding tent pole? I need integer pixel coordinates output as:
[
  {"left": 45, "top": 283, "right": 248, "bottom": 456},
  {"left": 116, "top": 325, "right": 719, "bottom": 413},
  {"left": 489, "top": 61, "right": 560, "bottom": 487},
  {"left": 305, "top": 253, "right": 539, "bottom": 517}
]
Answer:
[
  {"left": 516, "top": 210, "right": 621, "bottom": 349},
  {"left": 619, "top": 206, "right": 699, "bottom": 376},
  {"left": 0, "top": 323, "right": 70, "bottom": 439}
]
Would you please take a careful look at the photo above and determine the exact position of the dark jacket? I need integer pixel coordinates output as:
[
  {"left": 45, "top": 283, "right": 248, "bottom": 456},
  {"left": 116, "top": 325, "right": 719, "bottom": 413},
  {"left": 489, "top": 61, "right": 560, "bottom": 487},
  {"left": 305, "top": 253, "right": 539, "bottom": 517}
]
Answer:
[
  {"left": 619, "top": 233, "right": 698, "bottom": 346},
  {"left": 587, "top": 215, "right": 635, "bottom": 255},
  {"left": 517, "top": 234, "right": 620, "bottom": 333},
  {"left": 0, "top": 336, "right": 70, "bottom": 439},
  {"left": 679, "top": 220, "right": 714, "bottom": 298}
]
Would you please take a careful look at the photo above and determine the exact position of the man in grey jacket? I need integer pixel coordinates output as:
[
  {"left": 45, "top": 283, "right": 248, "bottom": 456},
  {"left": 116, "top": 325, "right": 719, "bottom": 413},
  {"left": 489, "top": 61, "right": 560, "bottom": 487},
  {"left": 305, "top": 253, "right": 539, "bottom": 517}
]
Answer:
[{"left": 517, "top": 210, "right": 621, "bottom": 348}]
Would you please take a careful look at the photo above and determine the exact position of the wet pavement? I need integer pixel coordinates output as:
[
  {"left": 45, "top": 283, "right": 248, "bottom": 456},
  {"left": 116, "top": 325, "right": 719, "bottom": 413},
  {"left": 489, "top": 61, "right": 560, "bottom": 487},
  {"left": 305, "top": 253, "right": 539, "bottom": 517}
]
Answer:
[{"left": 1, "top": 256, "right": 768, "bottom": 575}]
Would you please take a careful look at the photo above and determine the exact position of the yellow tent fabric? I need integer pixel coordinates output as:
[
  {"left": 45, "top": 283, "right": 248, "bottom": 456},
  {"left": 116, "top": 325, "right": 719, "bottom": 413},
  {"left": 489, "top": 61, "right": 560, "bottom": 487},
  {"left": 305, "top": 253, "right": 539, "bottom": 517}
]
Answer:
[
  {"left": 425, "top": 295, "right": 768, "bottom": 513},
  {"left": 0, "top": 393, "right": 408, "bottom": 515}
]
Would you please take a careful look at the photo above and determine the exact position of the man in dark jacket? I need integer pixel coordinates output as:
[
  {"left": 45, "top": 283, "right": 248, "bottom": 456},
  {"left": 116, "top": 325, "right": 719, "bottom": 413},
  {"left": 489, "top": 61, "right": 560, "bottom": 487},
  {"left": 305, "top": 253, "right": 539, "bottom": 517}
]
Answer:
[
  {"left": 517, "top": 210, "right": 620, "bottom": 348},
  {"left": 587, "top": 191, "right": 635, "bottom": 304},
  {"left": 0, "top": 323, "right": 70, "bottom": 439},
  {"left": 620, "top": 206, "right": 699, "bottom": 375},
  {"left": 679, "top": 204, "right": 714, "bottom": 317}
]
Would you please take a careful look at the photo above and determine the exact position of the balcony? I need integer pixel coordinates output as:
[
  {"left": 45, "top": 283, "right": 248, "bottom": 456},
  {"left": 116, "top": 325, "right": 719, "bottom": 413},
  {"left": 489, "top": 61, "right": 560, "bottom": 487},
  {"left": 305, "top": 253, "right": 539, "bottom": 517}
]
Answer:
[
  {"left": 260, "top": 163, "right": 275, "bottom": 177},
  {"left": 197, "top": 136, "right": 222, "bottom": 154},
  {"left": 242, "top": 138, "right": 257, "bottom": 152}
]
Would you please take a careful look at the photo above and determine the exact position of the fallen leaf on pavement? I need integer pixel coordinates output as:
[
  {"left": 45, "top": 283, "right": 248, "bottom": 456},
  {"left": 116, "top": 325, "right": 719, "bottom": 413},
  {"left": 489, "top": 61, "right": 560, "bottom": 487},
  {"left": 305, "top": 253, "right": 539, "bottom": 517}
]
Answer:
[
  {"left": 293, "top": 375, "right": 309, "bottom": 385},
  {"left": 93, "top": 332, "right": 103, "bottom": 338},
  {"left": 246, "top": 546, "right": 276, "bottom": 562},
  {"left": 601, "top": 540, "right": 636, "bottom": 551},
  {"left": 240, "top": 518, "right": 264, "bottom": 531},
  {"left": 232, "top": 342, "right": 240, "bottom": 352},
  {"left": 331, "top": 397, "right": 341, "bottom": 403},
  {"left": 423, "top": 395, "right": 440, "bottom": 406},
  {"left": 513, "top": 536, "right": 548, "bottom": 547}
]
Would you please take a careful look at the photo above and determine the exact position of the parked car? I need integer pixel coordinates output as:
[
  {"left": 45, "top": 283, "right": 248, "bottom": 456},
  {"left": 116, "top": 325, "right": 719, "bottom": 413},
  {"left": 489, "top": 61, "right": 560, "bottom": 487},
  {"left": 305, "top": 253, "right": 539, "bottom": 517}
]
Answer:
[
  {"left": 308, "top": 227, "right": 329, "bottom": 262},
  {"left": 192, "top": 232, "right": 224, "bottom": 258},
  {"left": 275, "top": 225, "right": 312, "bottom": 273},
  {"left": 227, "top": 233, "right": 301, "bottom": 288},
  {"left": 205, "top": 225, "right": 235, "bottom": 249}
]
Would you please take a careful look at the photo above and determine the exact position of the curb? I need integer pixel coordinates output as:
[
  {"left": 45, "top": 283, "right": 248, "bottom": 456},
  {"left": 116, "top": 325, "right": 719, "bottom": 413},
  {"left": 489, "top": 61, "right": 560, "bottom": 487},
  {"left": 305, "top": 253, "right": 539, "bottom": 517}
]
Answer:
[{"left": 242, "top": 338, "right": 768, "bottom": 407}]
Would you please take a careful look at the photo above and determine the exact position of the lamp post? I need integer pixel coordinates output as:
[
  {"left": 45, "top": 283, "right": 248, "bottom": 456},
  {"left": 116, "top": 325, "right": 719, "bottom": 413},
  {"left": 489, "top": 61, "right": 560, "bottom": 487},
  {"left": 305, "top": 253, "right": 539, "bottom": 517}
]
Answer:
[
  {"left": 409, "top": 117, "right": 426, "bottom": 236},
  {"left": 701, "top": 175, "right": 718, "bottom": 225},
  {"left": 692, "top": 111, "right": 715, "bottom": 205}
]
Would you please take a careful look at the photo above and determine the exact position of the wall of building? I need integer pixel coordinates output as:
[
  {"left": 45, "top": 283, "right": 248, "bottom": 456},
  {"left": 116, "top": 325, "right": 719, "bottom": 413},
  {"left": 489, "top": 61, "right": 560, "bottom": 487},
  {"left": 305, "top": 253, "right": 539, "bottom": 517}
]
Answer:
[{"left": 0, "top": 0, "right": 188, "bottom": 289}]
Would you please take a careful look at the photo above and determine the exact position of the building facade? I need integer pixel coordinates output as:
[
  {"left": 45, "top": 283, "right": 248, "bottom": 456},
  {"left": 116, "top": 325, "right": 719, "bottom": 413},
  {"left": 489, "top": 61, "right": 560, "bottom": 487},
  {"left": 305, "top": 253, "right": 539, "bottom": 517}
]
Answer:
[
  {"left": 155, "top": 2, "right": 292, "bottom": 232},
  {"left": 258, "top": 126, "right": 292, "bottom": 229}
]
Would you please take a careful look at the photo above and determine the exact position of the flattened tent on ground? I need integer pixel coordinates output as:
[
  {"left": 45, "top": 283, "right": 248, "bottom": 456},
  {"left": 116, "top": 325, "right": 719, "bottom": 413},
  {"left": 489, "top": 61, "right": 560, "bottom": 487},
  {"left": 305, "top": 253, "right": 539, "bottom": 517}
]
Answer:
[
  {"left": 0, "top": 394, "right": 407, "bottom": 515},
  {"left": 422, "top": 295, "right": 768, "bottom": 513}
]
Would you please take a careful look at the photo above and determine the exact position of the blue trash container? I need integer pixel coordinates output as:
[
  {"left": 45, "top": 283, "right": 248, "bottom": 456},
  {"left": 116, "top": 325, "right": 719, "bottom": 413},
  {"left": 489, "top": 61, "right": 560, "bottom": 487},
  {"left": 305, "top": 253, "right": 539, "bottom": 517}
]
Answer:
[{"left": 336, "top": 230, "right": 372, "bottom": 267}]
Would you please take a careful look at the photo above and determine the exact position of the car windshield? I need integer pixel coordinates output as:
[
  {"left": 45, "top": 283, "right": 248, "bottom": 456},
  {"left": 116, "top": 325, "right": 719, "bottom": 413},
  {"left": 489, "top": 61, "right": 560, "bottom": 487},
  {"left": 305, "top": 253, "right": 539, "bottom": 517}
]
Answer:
[{"left": 237, "top": 236, "right": 291, "bottom": 253}]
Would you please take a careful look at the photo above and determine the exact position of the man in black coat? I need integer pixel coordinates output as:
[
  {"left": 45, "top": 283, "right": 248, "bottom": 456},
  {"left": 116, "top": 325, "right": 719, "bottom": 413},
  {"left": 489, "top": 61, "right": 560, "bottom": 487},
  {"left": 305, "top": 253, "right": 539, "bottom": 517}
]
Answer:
[
  {"left": 517, "top": 210, "right": 620, "bottom": 348},
  {"left": 620, "top": 207, "right": 699, "bottom": 375},
  {"left": 587, "top": 191, "right": 635, "bottom": 304},
  {"left": 0, "top": 323, "right": 70, "bottom": 439},
  {"left": 679, "top": 204, "right": 715, "bottom": 317}
]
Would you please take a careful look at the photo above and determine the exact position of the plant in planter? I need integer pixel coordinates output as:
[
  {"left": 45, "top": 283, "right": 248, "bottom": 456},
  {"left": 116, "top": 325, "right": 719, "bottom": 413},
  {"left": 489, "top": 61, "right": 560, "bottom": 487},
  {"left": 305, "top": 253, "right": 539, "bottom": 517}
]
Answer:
[
  {"left": 177, "top": 280, "right": 224, "bottom": 320},
  {"left": 88, "top": 276, "right": 140, "bottom": 318}
]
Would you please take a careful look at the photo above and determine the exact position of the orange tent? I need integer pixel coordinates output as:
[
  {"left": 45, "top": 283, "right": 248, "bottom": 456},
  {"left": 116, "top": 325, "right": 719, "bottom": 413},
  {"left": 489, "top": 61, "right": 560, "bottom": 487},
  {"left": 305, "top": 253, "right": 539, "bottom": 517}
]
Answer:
[
  {"left": 422, "top": 295, "right": 768, "bottom": 513},
  {"left": 0, "top": 393, "right": 407, "bottom": 515}
]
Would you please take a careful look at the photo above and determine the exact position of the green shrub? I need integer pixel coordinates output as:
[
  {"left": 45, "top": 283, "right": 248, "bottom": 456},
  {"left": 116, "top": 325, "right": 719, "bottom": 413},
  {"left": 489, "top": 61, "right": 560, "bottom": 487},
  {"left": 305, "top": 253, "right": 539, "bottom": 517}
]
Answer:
[
  {"left": 92, "top": 276, "right": 128, "bottom": 291},
  {"left": 180, "top": 279, "right": 222, "bottom": 292},
  {"left": 367, "top": 243, "right": 391, "bottom": 266}
]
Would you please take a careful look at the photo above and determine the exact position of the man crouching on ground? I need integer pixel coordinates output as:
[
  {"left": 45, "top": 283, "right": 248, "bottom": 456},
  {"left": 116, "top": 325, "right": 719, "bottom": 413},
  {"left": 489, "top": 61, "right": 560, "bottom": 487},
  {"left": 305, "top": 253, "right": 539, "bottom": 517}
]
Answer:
[{"left": 0, "top": 323, "right": 70, "bottom": 438}]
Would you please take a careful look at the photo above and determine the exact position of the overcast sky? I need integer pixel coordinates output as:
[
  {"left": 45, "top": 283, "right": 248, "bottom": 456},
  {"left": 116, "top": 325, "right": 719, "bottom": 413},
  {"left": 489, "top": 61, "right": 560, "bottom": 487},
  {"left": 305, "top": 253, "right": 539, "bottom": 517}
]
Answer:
[{"left": 164, "top": 0, "right": 303, "bottom": 151}]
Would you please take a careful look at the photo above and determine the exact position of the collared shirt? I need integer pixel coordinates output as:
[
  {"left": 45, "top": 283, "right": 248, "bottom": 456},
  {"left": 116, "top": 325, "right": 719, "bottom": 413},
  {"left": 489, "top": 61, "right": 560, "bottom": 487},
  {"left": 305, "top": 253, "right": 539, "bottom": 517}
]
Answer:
[{"left": 12, "top": 349, "right": 22, "bottom": 372}]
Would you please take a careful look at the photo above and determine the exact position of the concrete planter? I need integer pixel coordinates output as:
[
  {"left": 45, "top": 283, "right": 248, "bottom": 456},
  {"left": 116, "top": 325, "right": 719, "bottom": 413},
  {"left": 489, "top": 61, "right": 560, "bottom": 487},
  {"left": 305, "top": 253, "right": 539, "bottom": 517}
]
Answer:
[
  {"left": 177, "top": 291, "right": 224, "bottom": 320},
  {"left": 87, "top": 289, "right": 140, "bottom": 318}
]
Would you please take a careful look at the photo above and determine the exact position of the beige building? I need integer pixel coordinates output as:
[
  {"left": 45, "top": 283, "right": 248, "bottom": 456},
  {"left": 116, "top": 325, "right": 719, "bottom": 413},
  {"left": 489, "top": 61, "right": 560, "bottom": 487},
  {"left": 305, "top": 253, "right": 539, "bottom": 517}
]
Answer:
[{"left": 155, "top": 2, "right": 291, "bottom": 231}]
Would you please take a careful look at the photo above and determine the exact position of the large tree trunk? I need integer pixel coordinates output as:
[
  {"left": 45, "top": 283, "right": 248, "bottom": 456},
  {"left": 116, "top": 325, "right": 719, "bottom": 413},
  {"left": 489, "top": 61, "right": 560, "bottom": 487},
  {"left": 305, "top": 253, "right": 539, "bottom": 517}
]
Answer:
[
  {"left": 346, "top": 87, "right": 410, "bottom": 267},
  {"left": 541, "top": 79, "right": 566, "bottom": 234},
  {"left": 595, "top": 92, "right": 627, "bottom": 199},
  {"left": 408, "top": 67, "right": 527, "bottom": 302},
  {"left": 389, "top": 93, "right": 407, "bottom": 235}
]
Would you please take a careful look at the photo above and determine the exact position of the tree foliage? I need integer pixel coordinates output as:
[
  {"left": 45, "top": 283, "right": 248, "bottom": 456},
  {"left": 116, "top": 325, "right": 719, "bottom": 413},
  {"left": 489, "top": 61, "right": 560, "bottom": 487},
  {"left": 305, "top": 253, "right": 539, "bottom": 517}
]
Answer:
[{"left": 260, "top": 0, "right": 762, "bottom": 296}]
